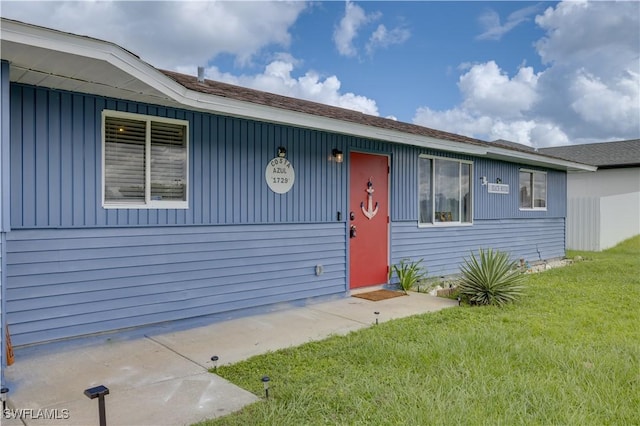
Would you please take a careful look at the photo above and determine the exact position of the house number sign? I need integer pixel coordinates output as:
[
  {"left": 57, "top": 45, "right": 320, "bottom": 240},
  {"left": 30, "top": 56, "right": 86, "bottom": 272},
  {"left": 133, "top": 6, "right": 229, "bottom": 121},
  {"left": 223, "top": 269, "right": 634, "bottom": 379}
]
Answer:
[
  {"left": 265, "top": 157, "right": 295, "bottom": 194},
  {"left": 488, "top": 183, "right": 509, "bottom": 194}
]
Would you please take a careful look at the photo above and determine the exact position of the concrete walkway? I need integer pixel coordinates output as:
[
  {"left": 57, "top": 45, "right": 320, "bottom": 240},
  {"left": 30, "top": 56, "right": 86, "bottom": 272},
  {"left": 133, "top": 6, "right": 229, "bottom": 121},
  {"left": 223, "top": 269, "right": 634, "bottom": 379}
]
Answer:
[{"left": 3, "top": 292, "right": 457, "bottom": 426}]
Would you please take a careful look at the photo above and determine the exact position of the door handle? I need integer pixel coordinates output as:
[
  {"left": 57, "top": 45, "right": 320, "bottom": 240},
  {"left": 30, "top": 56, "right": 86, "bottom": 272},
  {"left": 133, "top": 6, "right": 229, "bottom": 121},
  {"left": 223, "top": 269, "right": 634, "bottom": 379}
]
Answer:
[
  {"left": 350, "top": 211, "right": 356, "bottom": 221},
  {"left": 350, "top": 225, "right": 357, "bottom": 238}
]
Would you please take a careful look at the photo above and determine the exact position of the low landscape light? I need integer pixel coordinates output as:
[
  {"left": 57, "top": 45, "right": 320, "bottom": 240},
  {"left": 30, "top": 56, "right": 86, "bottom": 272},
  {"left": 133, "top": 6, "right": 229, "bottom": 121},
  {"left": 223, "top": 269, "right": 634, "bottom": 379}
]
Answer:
[
  {"left": 211, "top": 355, "right": 219, "bottom": 371},
  {"left": 261, "top": 376, "right": 271, "bottom": 399},
  {"left": 1, "top": 387, "right": 8, "bottom": 411}
]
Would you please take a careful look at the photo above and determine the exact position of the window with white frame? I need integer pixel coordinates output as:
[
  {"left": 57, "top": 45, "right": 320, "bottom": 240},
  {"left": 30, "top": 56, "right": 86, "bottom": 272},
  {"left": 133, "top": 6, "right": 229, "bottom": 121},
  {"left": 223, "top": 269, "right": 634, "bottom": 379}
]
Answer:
[
  {"left": 419, "top": 156, "right": 472, "bottom": 225},
  {"left": 102, "top": 111, "right": 188, "bottom": 208},
  {"left": 519, "top": 169, "right": 546, "bottom": 210}
]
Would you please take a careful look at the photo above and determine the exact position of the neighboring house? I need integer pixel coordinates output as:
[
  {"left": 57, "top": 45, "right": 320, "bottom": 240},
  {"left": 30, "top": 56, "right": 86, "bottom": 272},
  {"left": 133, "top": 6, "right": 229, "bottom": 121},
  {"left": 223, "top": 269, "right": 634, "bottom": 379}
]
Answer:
[
  {"left": 540, "top": 140, "right": 640, "bottom": 251},
  {"left": 0, "top": 17, "right": 595, "bottom": 363}
]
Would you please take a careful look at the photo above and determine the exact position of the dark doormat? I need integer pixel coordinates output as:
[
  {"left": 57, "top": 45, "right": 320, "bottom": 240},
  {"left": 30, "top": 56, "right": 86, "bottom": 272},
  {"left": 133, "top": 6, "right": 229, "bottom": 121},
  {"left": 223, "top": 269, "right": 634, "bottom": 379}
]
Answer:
[{"left": 352, "top": 289, "right": 406, "bottom": 302}]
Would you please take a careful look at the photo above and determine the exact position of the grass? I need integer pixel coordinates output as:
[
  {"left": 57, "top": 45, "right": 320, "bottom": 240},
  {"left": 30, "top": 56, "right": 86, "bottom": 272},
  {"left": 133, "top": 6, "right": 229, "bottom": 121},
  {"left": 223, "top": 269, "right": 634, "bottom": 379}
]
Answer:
[{"left": 198, "top": 236, "right": 640, "bottom": 425}]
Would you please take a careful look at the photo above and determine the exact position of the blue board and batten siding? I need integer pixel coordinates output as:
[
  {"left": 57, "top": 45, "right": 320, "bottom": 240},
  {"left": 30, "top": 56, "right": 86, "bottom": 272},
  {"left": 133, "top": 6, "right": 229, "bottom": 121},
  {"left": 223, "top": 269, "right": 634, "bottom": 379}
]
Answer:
[
  {"left": 10, "top": 84, "right": 346, "bottom": 228},
  {"left": 7, "top": 83, "right": 567, "bottom": 346},
  {"left": 389, "top": 143, "right": 566, "bottom": 276}
]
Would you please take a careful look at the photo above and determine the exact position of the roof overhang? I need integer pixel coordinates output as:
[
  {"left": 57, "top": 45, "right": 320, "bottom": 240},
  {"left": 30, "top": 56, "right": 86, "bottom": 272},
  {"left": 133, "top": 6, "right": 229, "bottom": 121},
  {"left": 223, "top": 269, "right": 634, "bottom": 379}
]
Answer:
[
  {"left": 484, "top": 148, "right": 596, "bottom": 172},
  {"left": 1, "top": 18, "right": 596, "bottom": 172}
]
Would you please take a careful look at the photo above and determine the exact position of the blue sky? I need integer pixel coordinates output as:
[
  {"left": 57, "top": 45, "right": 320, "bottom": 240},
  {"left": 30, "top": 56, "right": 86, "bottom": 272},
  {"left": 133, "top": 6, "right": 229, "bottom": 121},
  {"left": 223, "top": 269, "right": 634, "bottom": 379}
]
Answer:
[
  {"left": 2, "top": 1, "right": 638, "bottom": 147},
  {"left": 282, "top": 2, "right": 548, "bottom": 118}
]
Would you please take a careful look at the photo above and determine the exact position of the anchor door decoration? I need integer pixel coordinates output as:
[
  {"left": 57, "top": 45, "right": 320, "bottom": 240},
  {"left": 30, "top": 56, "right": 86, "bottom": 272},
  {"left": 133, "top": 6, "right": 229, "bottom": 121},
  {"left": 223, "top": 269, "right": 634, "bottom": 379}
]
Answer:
[
  {"left": 361, "top": 178, "right": 379, "bottom": 220},
  {"left": 349, "top": 152, "right": 389, "bottom": 289}
]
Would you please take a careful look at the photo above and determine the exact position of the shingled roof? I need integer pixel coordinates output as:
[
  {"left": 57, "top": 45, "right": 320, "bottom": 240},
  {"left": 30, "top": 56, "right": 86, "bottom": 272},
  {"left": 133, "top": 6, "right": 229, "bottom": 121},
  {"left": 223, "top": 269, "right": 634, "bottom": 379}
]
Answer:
[
  {"left": 161, "top": 69, "right": 489, "bottom": 148},
  {"left": 539, "top": 139, "right": 640, "bottom": 168},
  {"left": 491, "top": 139, "right": 537, "bottom": 153}
]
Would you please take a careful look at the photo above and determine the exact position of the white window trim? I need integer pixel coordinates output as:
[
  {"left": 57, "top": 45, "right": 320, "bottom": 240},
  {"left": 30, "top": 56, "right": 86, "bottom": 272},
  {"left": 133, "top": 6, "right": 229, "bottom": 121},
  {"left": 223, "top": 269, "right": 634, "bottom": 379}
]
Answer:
[
  {"left": 418, "top": 154, "right": 474, "bottom": 227},
  {"left": 102, "top": 110, "right": 189, "bottom": 209},
  {"left": 519, "top": 168, "right": 547, "bottom": 211}
]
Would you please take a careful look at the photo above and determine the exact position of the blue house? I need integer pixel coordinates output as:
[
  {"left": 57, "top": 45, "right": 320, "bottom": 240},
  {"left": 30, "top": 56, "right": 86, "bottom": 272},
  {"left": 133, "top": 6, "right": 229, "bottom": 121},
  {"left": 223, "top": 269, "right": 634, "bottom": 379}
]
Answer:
[{"left": 0, "top": 18, "right": 594, "bottom": 364}]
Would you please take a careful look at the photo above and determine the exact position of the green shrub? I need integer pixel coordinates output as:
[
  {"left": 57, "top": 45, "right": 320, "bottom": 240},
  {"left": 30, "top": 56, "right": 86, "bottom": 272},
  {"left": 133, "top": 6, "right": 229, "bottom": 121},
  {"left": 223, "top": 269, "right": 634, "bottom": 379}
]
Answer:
[
  {"left": 458, "top": 248, "right": 524, "bottom": 306},
  {"left": 390, "top": 258, "right": 427, "bottom": 294}
]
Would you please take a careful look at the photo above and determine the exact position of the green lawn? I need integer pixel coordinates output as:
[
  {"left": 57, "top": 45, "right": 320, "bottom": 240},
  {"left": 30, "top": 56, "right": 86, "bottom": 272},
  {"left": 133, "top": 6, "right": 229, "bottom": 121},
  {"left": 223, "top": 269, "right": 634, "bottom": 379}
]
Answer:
[{"left": 200, "top": 236, "right": 640, "bottom": 425}]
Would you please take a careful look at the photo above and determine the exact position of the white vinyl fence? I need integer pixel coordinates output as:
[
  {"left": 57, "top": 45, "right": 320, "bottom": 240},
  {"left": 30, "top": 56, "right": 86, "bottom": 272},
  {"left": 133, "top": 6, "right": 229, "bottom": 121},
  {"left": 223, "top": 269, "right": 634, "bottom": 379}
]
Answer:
[{"left": 567, "top": 192, "right": 640, "bottom": 251}]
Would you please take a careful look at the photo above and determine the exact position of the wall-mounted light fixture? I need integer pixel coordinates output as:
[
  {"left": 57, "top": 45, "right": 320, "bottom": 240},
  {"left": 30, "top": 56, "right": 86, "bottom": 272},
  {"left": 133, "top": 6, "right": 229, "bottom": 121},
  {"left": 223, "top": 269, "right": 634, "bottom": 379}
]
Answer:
[
  {"left": 332, "top": 149, "right": 344, "bottom": 163},
  {"left": 277, "top": 146, "right": 287, "bottom": 158},
  {"left": 496, "top": 178, "right": 502, "bottom": 184},
  {"left": 480, "top": 176, "right": 487, "bottom": 186}
]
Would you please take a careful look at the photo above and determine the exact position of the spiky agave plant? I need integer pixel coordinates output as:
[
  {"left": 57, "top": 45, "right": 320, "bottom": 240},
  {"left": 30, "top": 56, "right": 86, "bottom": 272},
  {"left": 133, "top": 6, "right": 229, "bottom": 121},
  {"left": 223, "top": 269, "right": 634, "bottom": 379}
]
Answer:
[
  {"left": 458, "top": 248, "right": 525, "bottom": 306},
  {"left": 390, "top": 258, "right": 427, "bottom": 294}
]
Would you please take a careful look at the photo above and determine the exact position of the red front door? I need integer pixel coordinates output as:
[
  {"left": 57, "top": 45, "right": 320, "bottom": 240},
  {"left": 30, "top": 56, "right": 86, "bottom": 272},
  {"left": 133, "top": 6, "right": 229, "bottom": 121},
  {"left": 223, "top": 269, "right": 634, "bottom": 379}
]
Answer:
[{"left": 349, "top": 152, "right": 389, "bottom": 289}]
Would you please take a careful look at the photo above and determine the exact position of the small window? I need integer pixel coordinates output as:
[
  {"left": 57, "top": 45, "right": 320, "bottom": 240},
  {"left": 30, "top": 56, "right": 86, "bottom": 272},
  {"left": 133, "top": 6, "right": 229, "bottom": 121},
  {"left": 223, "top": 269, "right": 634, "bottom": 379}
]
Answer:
[
  {"left": 102, "top": 111, "right": 188, "bottom": 209},
  {"left": 519, "top": 170, "right": 546, "bottom": 210},
  {"left": 419, "top": 156, "right": 472, "bottom": 225}
]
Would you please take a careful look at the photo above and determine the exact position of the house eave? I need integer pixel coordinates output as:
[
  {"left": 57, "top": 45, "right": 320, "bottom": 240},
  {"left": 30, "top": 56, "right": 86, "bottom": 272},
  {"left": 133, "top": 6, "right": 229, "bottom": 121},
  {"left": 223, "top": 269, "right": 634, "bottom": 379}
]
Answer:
[
  {"left": 1, "top": 17, "right": 595, "bottom": 171},
  {"left": 485, "top": 148, "right": 597, "bottom": 172}
]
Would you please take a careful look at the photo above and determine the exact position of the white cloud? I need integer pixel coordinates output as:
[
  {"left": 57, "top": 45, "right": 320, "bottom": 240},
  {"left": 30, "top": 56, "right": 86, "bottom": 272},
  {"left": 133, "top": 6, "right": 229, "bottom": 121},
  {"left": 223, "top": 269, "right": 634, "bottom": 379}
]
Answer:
[
  {"left": 413, "top": 107, "right": 569, "bottom": 149},
  {"left": 333, "top": 1, "right": 380, "bottom": 57},
  {"left": 333, "top": 1, "right": 408, "bottom": 58},
  {"left": 415, "top": 0, "right": 640, "bottom": 147},
  {"left": 528, "top": 122, "right": 570, "bottom": 147},
  {"left": 196, "top": 60, "right": 380, "bottom": 116},
  {"left": 489, "top": 120, "right": 569, "bottom": 148},
  {"left": 365, "top": 24, "right": 410, "bottom": 56},
  {"left": 535, "top": 0, "right": 638, "bottom": 72},
  {"left": 413, "top": 107, "right": 494, "bottom": 138},
  {"left": 0, "top": 1, "right": 307, "bottom": 69},
  {"left": 477, "top": 4, "right": 541, "bottom": 41},
  {"left": 458, "top": 61, "right": 539, "bottom": 118},
  {"left": 569, "top": 69, "right": 640, "bottom": 134}
]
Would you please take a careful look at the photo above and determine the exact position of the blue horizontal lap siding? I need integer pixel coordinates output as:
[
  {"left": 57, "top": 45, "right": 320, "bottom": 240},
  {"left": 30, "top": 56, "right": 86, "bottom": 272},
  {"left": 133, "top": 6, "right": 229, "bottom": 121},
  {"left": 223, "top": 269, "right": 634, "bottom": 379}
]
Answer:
[
  {"left": 6, "top": 223, "right": 346, "bottom": 346},
  {"left": 391, "top": 218, "right": 565, "bottom": 277}
]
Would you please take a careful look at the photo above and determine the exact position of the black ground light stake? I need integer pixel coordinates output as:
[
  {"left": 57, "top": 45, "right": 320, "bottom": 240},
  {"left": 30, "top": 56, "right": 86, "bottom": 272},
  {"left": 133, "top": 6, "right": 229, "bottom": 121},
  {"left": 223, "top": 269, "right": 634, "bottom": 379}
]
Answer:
[
  {"left": 374, "top": 311, "right": 380, "bottom": 325},
  {"left": 1, "top": 387, "right": 8, "bottom": 411},
  {"left": 84, "top": 385, "right": 110, "bottom": 426},
  {"left": 211, "top": 355, "right": 219, "bottom": 371},
  {"left": 261, "top": 376, "right": 270, "bottom": 399}
]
